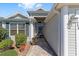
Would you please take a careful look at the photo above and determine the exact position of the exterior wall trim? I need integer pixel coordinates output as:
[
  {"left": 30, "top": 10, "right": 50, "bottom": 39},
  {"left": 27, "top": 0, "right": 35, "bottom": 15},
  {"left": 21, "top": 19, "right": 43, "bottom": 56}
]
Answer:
[{"left": 63, "top": 6, "right": 69, "bottom": 56}]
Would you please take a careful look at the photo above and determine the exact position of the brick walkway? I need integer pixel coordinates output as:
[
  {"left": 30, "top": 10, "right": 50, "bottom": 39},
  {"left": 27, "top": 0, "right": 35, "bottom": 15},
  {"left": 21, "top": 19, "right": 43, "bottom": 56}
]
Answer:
[{"left": 26, "top": 38, "right": 55, "bottom": 56}]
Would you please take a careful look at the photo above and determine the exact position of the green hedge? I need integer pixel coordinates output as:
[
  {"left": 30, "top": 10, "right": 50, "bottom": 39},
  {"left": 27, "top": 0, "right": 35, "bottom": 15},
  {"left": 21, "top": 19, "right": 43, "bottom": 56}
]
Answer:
[
  {"left": 0, "top": 39, "right": 13, "bottom": 49},
  {"left": 0, "top": 28, "right": 8, "bottom": 42},
  {"left": 15, "top": 33, "right": 27, "bottom": 47}
]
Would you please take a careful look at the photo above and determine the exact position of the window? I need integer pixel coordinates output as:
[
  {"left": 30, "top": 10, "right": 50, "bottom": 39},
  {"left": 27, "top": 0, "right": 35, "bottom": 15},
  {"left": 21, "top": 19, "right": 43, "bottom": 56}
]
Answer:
[
  {"left": 26, "top": 24, "right": 29, "bottom": 36},
  {"left": 18, "top": 23, "right": 25, "bottom": 30},
  {"left": 0, "top": 22, "right": 2, "bottom": 28},
  {"left": 18, "top": 23, "right": 25, "bottom": 34},
  {"left": 6, "top": 23, "right": 9, "bottom": 30},
  {"left": 10, "top": 23, "right": 17, "bottom": 35},
  {"left": 11, "top": 23, "right": 17, "bottom": 30}
]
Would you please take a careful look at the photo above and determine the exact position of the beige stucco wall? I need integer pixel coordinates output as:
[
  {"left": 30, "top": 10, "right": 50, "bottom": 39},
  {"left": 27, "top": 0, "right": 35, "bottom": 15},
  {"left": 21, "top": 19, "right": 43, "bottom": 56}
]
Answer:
[{"left": 43, "top": 13, "right": 61, "bottom": 55}]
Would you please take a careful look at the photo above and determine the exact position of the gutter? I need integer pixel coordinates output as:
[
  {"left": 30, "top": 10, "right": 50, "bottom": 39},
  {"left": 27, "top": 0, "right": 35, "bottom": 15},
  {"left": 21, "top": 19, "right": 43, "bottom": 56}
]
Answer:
[
  {"left": 45, "top": 3, "right": 79, "bottom": 23},
  {"left": 44, "top": 3, "right": 64, "bottom": 23}
]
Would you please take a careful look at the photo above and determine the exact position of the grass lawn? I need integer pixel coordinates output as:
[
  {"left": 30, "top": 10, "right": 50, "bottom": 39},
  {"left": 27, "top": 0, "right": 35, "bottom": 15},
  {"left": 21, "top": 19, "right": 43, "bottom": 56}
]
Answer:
[{"left": 0, "top": 49, "right": 18, "bottom": 56}]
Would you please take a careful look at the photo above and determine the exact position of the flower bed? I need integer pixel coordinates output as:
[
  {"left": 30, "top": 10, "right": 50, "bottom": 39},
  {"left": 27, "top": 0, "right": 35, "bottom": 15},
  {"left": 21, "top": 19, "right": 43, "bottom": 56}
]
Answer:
[{"left": 0, "top": 39, "right": 14, "bottom": 51}]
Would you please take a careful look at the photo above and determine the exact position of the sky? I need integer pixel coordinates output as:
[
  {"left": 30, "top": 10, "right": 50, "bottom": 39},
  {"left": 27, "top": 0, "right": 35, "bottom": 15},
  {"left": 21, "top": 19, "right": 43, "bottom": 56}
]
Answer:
[{"left": 0, "top": 3, "right": 53, "bottom": 17}]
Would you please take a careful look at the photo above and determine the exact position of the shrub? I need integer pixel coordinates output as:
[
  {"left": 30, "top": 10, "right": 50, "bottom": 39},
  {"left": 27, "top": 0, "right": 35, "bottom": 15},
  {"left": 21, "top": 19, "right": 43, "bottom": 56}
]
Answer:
[
  {"left": 15, "top": 33, "right": 27, "bottom": 47},
  {"left": 0, "top": 28, "right": 8, "bottom": 42},
  {"left": 0, "top": 39, "right": 13, "bottom": 49}
]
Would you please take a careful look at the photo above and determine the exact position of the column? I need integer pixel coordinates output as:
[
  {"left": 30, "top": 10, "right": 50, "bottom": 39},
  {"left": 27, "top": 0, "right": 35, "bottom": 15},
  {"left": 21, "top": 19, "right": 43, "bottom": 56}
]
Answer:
[
  {"left": 61, "top": 6, "right": 68, "bottom": 56},
  {"left": 29, "top": 22, "right": 34, "bottom": 42},
  {"left": 31, "top": 22, "right": 34, "bottom": 38},
  {"left": 17, "top": 23, "right": 19, "bottom": 34},
  {"left": 28, "top": 23, "right": 31, "bottom": 43},
  {"left": 25, "top": 23, "right": 26, "bottom": 35},
  {"left": 2, "top": 22, "right": 6, "bottom": 29},
  {"left": 29, "top": 18, "right": 34, "bottom": 42},
  {"left": 63, "top": 6, "right": 68, "bottom": 56},
  {"left": 9, "top": 23, "right": 11, "bottom": 37}
]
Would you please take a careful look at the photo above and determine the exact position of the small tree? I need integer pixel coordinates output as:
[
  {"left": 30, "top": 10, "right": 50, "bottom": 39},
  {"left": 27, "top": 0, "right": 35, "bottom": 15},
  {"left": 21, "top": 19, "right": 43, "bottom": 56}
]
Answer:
[{"left": 0, "top": 28, "right": 8, "bottom": 42}]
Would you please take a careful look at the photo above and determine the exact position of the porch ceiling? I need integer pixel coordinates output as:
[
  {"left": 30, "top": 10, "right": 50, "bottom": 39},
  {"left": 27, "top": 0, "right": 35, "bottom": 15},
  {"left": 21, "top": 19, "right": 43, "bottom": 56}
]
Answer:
[
  {"left": 34, "top": 17, "right": 46, "bottom": 22},
  {"left": 1, "top": 19, "right": 29, "bottom": 22}
]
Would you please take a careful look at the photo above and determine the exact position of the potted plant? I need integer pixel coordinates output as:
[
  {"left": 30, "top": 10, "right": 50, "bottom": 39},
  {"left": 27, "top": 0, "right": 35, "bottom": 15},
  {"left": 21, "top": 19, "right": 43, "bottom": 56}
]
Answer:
[{"left": 15, "top": 33, "right": 27, "bottom": 52}]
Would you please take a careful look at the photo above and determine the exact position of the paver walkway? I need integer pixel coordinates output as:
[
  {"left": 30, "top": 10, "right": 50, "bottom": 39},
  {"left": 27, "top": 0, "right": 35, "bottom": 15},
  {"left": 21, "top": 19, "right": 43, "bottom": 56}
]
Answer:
[{"left": 26, "top": 38, "right": 55, "bottom": 56}]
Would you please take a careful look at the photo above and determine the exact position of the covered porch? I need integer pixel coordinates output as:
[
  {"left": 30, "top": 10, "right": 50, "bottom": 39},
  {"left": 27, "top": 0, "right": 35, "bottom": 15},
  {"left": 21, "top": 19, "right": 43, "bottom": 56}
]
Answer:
[{"left": 0, "top": 13, "right": 34, "bottom": 43}]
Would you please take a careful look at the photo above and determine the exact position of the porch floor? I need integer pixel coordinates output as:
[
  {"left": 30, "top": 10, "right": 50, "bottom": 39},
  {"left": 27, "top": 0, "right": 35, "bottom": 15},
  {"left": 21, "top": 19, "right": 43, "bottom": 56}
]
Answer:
[{"left": 26, "top": 38, "right": 55, "bottom": 56}]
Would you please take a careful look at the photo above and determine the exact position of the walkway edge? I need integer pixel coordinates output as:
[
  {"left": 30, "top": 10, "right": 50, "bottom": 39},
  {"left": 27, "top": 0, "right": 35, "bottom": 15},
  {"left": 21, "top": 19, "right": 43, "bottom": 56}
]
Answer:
[{"left": 26, "top": 45, "right": 33, "bottom": 56}]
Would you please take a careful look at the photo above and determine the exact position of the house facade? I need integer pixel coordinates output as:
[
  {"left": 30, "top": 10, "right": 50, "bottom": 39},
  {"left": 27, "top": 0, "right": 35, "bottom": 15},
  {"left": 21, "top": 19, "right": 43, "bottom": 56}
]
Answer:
[
  {"left": 43, "top": 3, "right": 79, "bottom": 56},
  {"left": 0, "top": 9, "right": 48, "bottom": 43}
]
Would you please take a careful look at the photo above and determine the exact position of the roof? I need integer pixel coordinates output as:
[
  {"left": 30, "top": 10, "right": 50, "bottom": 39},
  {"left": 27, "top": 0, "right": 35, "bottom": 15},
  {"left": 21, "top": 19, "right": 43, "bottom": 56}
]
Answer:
[
  {"left": 0, "top": 13, "right": 29, "bottom": 22},
  {"left": 27, "top": 8, "right": 49, "bottom": 16},
  {"left": 7, "top": 13, "right": 28, "bottom": 19},
  {"left": 0, "top": 17, "right": 5, "bottom": 21}
]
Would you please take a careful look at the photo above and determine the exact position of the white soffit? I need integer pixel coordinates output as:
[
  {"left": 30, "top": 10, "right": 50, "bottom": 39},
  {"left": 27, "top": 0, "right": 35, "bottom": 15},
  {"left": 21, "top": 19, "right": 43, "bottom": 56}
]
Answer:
[
  {"left": 44, "top": 3, "right": 79, "bottom": 22},
  {"left": 45, "top": 3, "right": 64, "bottom": 23}
]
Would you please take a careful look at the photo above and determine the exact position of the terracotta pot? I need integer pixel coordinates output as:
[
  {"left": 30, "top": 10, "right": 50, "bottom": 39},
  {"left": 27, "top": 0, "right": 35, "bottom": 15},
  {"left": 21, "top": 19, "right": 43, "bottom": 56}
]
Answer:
[
  {"left": 26, "top": 44, "right": 30, "bottom": 49},
  {"left": 24, "top": 44, "right": 30, "bottom": 54},
  {"left": 19, "top": 44, "right": 26, "bottom": 52},
  {"left": 19, "top": 44, "right": 30, "bottom": 52}
]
